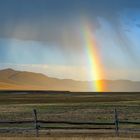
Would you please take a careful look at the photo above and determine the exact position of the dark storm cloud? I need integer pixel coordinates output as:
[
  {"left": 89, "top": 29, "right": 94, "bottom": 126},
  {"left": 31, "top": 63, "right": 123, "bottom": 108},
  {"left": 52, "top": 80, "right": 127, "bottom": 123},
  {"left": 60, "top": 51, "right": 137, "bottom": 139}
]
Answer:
[{"left": 0, "top": 0, "right": 140, "bottom": 50}]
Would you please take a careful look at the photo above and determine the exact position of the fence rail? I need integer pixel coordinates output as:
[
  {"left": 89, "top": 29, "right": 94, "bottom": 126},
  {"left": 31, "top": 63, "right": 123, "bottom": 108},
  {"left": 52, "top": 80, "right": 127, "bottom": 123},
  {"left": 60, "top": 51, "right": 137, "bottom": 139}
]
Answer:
[{"left": 0, "top": 109, "right": 139, "bottom": 137}]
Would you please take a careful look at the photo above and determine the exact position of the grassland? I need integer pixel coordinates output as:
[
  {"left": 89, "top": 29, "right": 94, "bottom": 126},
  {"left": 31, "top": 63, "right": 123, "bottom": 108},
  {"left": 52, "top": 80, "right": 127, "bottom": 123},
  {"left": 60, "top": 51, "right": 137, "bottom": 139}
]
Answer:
[
  {"left": 0, "top": 137, "right": 140, "bottom": 140},
  {"left": 0, "top": 91, "right": 139, "bottom": 138}
]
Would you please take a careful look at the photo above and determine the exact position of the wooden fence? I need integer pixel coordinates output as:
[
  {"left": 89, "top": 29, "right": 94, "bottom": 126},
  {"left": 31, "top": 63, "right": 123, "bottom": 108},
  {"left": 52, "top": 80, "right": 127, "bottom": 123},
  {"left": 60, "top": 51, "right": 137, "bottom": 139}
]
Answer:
[{"left": 0, "top": 109, "right": 140, "bottom": 137}]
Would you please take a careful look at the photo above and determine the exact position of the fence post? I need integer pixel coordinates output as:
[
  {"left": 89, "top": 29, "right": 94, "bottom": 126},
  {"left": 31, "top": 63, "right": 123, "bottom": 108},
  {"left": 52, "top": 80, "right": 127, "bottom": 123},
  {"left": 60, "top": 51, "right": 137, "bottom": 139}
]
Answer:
[
  {"left": 33, "top": 109, "right": 39, "bottom": 137},
  {"left": 114, "top": 108, "right": 119, "bottom": 136}
]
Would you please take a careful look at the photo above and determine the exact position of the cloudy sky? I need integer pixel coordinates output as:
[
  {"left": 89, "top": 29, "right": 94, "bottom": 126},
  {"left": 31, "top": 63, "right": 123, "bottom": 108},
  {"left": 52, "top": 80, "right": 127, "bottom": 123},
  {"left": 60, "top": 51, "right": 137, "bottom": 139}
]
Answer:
[{"left": 0, "top": 0, "right": 140, "bottom": 81}]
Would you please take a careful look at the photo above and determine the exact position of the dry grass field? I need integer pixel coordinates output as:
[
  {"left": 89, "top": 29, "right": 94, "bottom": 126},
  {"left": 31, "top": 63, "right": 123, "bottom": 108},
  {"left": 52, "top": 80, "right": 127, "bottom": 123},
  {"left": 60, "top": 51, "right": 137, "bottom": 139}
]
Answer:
[
  {"left": 0, "top": 137, "right": 139, "bottom": 140},
  {"left": 0, "top": 91, "right": 139, "bottom": 138}
]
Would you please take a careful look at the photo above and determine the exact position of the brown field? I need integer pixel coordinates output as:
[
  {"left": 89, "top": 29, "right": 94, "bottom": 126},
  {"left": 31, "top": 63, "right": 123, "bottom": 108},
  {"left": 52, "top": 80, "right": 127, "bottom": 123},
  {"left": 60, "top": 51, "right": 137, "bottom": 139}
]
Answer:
[
  {"left": 0, "top": 137, "right": 140, "bottom": 140},
  {"left": 0, "top": 91, "right": 139, "bottom": 138}
]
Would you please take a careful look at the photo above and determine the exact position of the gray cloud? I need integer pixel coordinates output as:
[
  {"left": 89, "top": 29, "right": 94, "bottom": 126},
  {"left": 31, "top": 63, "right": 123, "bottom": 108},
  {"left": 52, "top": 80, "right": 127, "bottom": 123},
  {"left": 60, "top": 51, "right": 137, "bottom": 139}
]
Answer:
[{"left": 0, "top": 0, "right": 140, "bottom": 52}]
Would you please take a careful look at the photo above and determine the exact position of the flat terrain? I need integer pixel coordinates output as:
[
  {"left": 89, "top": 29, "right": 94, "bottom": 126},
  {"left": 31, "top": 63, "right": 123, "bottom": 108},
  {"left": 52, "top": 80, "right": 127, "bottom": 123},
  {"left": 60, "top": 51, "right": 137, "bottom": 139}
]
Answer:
[
  {"left": 0, "top": 91, "right": 139, "bottom": 138},
  {"left": 0, "top": 137, "right": 140, "bottom": 140}
]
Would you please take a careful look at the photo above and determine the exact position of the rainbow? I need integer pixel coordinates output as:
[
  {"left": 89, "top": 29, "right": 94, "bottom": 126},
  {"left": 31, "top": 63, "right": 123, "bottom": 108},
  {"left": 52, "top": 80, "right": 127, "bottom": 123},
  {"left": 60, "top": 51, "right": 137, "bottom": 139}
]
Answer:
[{"left": 82, "top": 22, "right": 105, "bottom": 92}]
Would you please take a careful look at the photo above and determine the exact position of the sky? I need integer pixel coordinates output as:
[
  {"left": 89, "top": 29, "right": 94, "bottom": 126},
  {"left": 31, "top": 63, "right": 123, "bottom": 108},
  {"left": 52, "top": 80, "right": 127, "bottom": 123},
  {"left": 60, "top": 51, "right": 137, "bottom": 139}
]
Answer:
[{"left": 0, "top": 0, "right": 140, "bottom": 81}]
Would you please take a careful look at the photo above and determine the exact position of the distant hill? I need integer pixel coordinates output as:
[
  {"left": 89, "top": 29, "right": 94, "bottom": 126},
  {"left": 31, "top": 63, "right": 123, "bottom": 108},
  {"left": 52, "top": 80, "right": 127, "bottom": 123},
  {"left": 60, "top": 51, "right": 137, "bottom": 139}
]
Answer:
[
  {"left": 0, "top": 69, "right": 89, "bottom": 91},
  {"left": 0, "top": 68, "right": 140, "bottom": 92}
]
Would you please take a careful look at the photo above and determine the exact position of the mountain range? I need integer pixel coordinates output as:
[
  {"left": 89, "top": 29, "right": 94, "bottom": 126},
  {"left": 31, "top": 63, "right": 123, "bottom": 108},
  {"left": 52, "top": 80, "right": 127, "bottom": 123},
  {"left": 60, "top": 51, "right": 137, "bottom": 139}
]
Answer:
[{"left": 0, "top": 68, "right": 140, "bottom": 92}]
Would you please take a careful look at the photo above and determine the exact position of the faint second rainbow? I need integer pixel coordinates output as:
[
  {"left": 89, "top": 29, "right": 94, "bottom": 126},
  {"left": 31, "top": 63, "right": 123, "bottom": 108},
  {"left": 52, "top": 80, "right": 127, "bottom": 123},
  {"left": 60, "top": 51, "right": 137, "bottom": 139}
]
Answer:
[{"left": 81, "top": 21, "right": 105, "bottom": 92}]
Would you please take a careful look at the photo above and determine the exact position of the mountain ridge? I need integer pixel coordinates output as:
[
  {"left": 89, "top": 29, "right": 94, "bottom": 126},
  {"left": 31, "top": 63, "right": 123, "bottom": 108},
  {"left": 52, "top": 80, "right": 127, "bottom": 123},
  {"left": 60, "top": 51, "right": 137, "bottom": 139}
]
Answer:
[{"left": 0, "top": 68, "right": 140, "bottom": 92}]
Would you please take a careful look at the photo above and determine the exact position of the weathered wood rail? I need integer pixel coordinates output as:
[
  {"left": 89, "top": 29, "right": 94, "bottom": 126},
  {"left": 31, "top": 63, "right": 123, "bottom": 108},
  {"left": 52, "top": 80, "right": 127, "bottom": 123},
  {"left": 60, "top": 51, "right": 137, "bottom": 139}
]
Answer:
[{"left": 0, "top": 109, "right": 140, "bottom": 137}]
